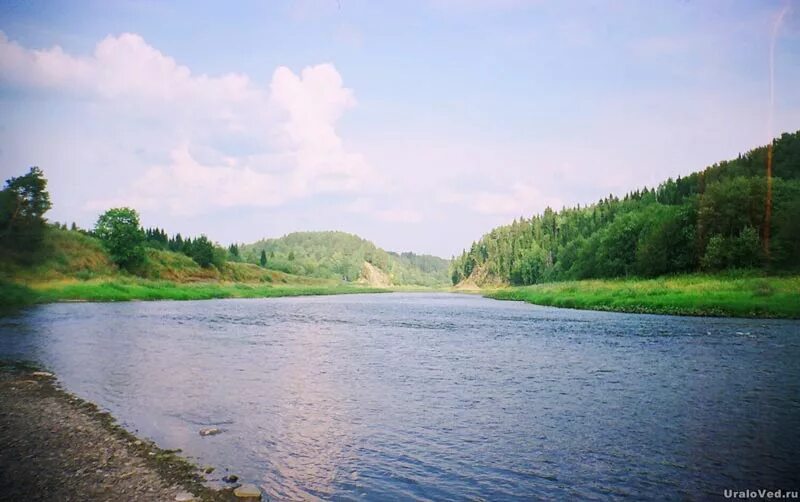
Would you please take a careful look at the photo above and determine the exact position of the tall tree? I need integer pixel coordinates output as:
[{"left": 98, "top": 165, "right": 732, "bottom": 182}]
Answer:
[
  {"left": 260, "top": 249, "right": 267, "bottom": 267},
  {"left": 0, "top": 167, "right": 52, "bottom": 256}
]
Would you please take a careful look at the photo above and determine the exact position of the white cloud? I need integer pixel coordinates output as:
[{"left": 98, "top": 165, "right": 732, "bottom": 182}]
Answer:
[
  {"left": 0, "top": 31, "right": 372, "bottom": 215},
  {"left": 341, "top": 197, "right": 422, "bottom": 223},
  {"left": 86, "top": 145, "right": 287, "bottom": 215},
  {"left": 376, "top": 208, "right": 423, "bottom": 223},
  {"left": 0, "top": 32, "right": 256, "bottom": 105},
  {"left": 443, "top": 182, "right": 563, "bottom": 217},
  {"left": 269, "top": 64, "right": 372, "bottom": 194}
]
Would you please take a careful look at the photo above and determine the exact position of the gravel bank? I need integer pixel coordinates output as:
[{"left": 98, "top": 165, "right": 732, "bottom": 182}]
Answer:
[{"left": 0, "top": 361, "right": 239, "bottom": 502}]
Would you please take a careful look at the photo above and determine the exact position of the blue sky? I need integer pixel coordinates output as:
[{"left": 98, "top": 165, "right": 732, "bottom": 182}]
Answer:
[{"left": 1, "top": 0, "right": 798, "bottom": 257}]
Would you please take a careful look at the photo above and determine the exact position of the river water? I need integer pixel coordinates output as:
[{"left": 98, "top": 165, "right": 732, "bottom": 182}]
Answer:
[{"left": 1, "top": 293, "right": 798, "bottom": 500}]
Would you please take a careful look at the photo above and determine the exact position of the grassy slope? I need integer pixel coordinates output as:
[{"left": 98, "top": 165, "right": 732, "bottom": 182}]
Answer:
[
  {"left": 485, "top": 273, "right": 800, "bottom": 318},
  {"left": 1, "top": 228, "right": 386, "bottom": 306},
  {"left": 0, "top": 228, "right": 116, "bottom": 282}
]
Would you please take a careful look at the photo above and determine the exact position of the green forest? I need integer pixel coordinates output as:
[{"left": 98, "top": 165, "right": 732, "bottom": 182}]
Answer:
[
  {"left": 450, "top": 131, "right": 800, "bottom": 286},
  {"left": 240, "top": 232, "right": 450, "bottom": 287}
]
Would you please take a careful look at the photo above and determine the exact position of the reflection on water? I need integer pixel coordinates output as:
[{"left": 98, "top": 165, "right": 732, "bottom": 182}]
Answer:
[{"left": 1, "top": 293, "right": 799, "bottom": 500}]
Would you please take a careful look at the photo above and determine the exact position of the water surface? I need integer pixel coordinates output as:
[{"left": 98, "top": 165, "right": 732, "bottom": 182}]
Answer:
[{"left": 1, "top": 293, "right": 798, "bottom": 500}]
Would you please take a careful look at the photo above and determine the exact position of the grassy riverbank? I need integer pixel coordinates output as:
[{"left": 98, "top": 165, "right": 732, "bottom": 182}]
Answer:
[
  {"left": 484, "top": 274, "right": 800, "bottom": 318},
  {"left": 0, "top": 226, "right": 440, "bottom": 309},
  {"left": 1, "top": 278, "right": 387, "bottom": 306}
]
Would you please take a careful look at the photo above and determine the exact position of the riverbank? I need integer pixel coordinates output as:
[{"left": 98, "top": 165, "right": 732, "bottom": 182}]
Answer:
[
  {"left": 6, "top": 273, "right": 797, "bottom": 319},
  {"left": 0, "top": 277, "right": 389, "bottom": 309},
  {"left": 0, "top": 226, "right": 448, "bottom": 310},
  {"left": 0, "top": 361, "right": 242, "bottom": 502},
  {"left": 484, "top": 274, "right": 800, "bottom": 318}
]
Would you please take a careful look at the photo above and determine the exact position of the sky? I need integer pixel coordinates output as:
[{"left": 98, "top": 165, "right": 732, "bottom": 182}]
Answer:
[{"left": 1, "top": 0, "right": 798, "bottom": 257}]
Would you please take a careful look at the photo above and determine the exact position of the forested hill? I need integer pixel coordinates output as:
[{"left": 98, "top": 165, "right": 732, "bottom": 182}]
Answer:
[
  {"left": 240, "top": 231, "right": 450, "bottom": 287},
  {"left": 451, "top": 131, "right": 800, "bottom": 287}
]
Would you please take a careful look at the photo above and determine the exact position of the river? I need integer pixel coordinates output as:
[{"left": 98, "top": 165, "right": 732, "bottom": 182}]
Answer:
[{"left": 1, "top": 293, "right": 798, "bottom": 500}]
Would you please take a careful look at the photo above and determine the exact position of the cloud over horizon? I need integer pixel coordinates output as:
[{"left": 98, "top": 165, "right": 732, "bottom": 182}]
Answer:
[{"left": 1, "top": 31, "right": 373, "bottom": 216}]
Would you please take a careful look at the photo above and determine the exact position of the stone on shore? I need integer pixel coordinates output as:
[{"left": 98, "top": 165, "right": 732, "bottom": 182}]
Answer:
[
  {"left": 233, "top": 483, "right": 262, "bottom": 500},
  {"left": 199, "top": 427, "right": 222, "bottom": 436},
  {"left": 175, "top": 491, "right": 196, "bottom": 501},
  {"left": 222, "top": 474, "right": 239, "bottom": 483},
  {"left": 31, "top": 371, "right": 54, "bottom": 377}
]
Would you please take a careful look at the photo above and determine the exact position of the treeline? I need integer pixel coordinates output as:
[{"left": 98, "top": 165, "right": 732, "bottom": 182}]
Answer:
[
  {"left": 240, "top": 231, "right": 450, "bottom": 286},
  {"left": 0, "top": 167, "right": 451, "bottom": 286},
  {"left": 0, "top": 167, "right": 231, "bottom": 273},
  {"left": 92, "top": 208, "right": 234, "bottom": 272},
  {"left": 451, "top": 131, "right": 800, "bottom": 286},
  {"left": 142, "top": 228, "right": 239, "bottom": 269}
]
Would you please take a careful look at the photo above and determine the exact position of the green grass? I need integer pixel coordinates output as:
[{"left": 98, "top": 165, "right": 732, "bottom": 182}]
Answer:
[
  {"left": 484, "top": 274, "right": 800, "bottom": 319},
  {"left": 24, "top": 278, "right": 388, "bottom": 303},
  {"left": 0, "top": 280, "right": 41, "bottom": 311}
]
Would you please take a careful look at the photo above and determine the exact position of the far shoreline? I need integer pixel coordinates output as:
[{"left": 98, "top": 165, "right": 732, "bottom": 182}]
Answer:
[
  {"left": 484, "top": 273, "right": 800, "bottom": 320},
  {"left": 3, "top": 273, "right": 799, "bottom": 320},
  {"left": 0, "top": 278, "right": 396, "bottom": 312}
]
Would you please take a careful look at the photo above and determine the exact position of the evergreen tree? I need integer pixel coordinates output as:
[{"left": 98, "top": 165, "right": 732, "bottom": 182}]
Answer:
[{"left": 228, "top": 243, "right": 240, "bottom": 261}]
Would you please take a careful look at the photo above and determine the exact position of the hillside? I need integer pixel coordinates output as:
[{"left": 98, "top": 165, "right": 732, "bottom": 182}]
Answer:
[
  {"left": 240, "top": 231, "right": 450, "bottom": 287},
  {"left": 451, "top": 131, "right": 800, "bottom": 286},
  {"left": 0, "top": 226, "right": 325, "bottom": 287},
  {"left": 0, "top": 227, "right": 447, "bottom": 307}
]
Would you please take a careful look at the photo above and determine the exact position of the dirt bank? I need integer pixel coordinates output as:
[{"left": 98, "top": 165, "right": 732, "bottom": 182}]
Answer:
[
  {"left": 0, "top": 361, "right": 237, "bottom": 502},
  {"left": 357, "top": 261, "right": 392, "bottom": 287}
]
